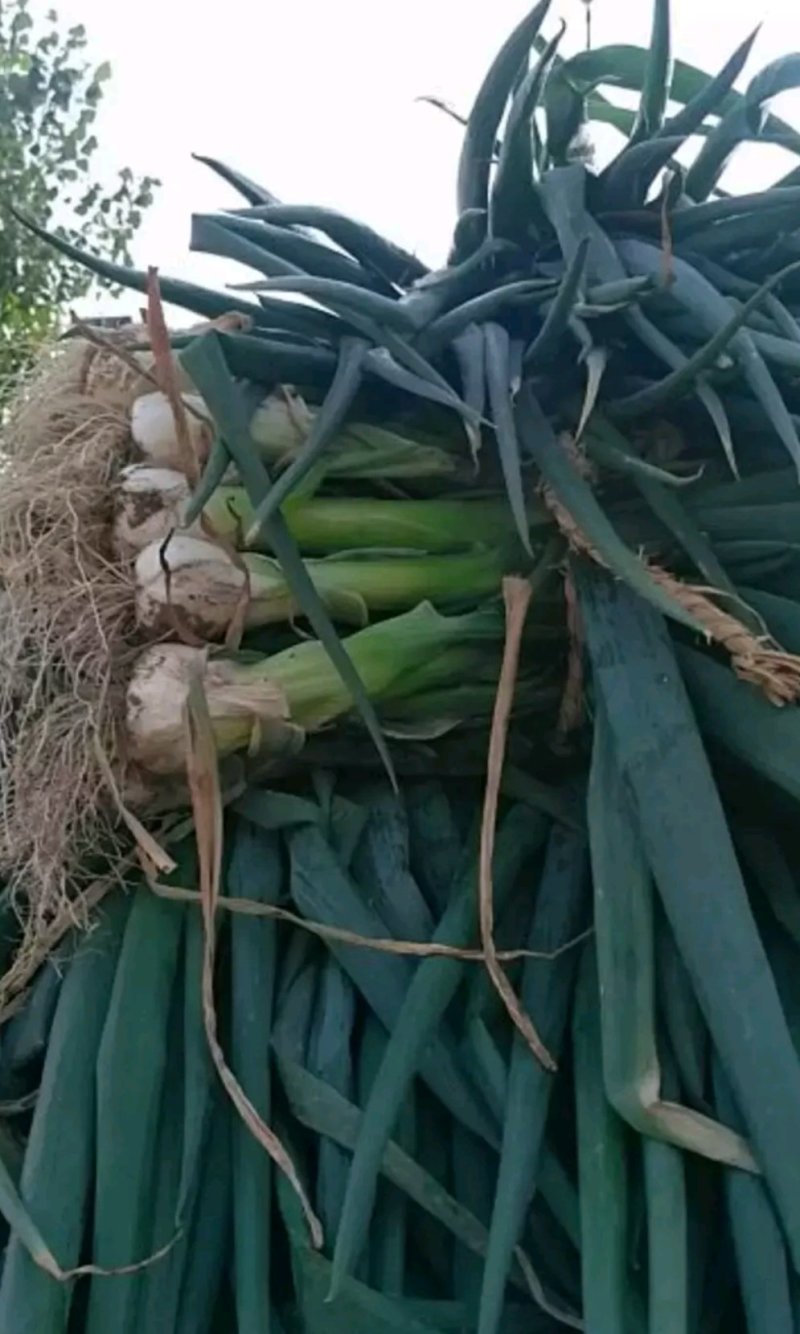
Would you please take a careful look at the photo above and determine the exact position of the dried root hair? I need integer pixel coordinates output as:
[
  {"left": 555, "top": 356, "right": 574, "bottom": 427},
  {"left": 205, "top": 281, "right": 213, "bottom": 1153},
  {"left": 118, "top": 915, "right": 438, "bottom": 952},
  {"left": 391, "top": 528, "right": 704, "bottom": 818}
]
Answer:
[{"left": 0, "top": 336, "right": 149, "bottom": 960}]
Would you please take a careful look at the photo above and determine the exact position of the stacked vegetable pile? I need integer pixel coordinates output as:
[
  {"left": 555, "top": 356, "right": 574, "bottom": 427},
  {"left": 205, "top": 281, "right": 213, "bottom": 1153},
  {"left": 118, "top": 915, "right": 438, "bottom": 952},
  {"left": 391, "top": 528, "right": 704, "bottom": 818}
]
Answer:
[{"left": 4, "top": 1, "right": 800, "bottom": 1330}]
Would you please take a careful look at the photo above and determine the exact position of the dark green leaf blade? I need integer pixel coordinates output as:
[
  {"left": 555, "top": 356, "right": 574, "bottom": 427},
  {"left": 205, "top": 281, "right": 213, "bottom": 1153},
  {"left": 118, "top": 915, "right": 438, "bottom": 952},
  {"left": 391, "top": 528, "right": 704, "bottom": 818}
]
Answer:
[
  {"left": 477, "top": 824, "right": 588, "bottom": 1334},
  {"left": 485, "top": 323, "right": 534, "bottom": 556},
  {"left": 235, "top": 203, "right": 427, "bottom": 285},
  {"left": 489, "top": 22, "right": 565, "bottom": 240},
  {"left": 12, "top": 209, "right": 264, "bottom": 325},
  {"left": 329, "top": 805, "right": 548, "bottom": 1296},
  {"left": 630, "top": 0, "right": 673, "bottom": 142},
  {"left": 192, "top": 154, "right": 281, "bottom": 205},
  {"left": 662, "top": 28, "right": 759, "bottom": 138},
  {"left": 573, "top": 944, "right": 629, "bottom": 1334},
  {"left": 457, "top": 0, "right": 552, "bottom": 214},
  {"left": 578, "top": 565, "right": 800, "bottom": 1271},
  {"left": 523, "top": 237, "right": 589, "bottom": 369}
]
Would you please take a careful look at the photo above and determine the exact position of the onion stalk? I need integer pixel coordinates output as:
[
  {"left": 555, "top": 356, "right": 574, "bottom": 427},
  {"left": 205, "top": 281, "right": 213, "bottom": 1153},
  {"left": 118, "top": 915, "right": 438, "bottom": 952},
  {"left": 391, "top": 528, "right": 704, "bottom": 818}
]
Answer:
[
  {"left": 126, "top": 600, "right": 506, "bottom": 774},
  {"left": 130, "top": 390, "right": 460, "bottom": 479},
  {"left": 114, "top": 464, "right": 547, "bottom": 558},
  {"left": 134, "top": 534, "right": 510, "bottom": 636}
]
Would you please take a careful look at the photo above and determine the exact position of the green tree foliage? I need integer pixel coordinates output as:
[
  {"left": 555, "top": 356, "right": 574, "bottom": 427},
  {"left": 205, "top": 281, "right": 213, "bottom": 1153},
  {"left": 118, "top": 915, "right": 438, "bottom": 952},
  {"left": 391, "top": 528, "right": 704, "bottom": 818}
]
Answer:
[{"left": 0, "top": 0, "right": 158, "bottom": 384}]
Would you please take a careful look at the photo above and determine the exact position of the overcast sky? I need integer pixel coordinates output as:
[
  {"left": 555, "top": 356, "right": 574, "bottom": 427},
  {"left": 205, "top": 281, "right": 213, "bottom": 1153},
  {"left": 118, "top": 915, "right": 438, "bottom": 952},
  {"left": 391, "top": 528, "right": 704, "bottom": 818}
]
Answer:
[{"left": 27, "top": 0, "right": 800, "bottom": 316}]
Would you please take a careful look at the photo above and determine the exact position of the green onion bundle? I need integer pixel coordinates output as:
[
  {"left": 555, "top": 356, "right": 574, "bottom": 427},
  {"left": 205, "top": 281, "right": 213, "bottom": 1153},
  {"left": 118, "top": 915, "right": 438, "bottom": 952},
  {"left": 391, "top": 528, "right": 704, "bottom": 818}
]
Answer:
[{"left": 5, "top": 3, "right": 800, "bottom": 1331}]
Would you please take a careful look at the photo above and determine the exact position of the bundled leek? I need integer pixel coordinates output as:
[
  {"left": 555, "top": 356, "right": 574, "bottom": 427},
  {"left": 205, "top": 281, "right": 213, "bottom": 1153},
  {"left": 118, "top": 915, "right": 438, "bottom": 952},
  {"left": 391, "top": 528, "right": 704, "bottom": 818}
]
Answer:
[
  {"left": 114, "top": 465, "right": 538, "bottom": 558},
  {"left": 134, "top": 534, "right": 510, "bottom": 636},
  {"left": 7, "top": 5, "right": 800, "bottom": 1334},
  {"left": 126, "top": 601, "right": 507, "bottom": 774},
  {"left": 131, "top": 388, "right": 461, "bottom": 479}
]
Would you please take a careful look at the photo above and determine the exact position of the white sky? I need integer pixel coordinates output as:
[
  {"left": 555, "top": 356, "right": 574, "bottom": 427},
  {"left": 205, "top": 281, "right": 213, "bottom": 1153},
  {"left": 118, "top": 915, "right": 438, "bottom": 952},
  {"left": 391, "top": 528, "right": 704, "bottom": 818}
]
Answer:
[{"left": 25, "top": 0, "right": 800, "bottom": 318}]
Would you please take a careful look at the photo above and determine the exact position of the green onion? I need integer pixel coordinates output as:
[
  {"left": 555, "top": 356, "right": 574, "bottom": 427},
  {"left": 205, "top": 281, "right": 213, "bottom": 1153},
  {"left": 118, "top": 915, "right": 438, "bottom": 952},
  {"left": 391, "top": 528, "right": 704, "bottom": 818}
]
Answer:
[
  {"left": 134, "top": 534, "right": 510, "bottom": 636},
  {"left": 115, "top": 465, "right": 546, "bottom": 558},
  {"left": 130, "top": 388, "right": 461, "bottom": 480},
  {"left": 126, "top": 601, "right": 506, "bottom": 775}
]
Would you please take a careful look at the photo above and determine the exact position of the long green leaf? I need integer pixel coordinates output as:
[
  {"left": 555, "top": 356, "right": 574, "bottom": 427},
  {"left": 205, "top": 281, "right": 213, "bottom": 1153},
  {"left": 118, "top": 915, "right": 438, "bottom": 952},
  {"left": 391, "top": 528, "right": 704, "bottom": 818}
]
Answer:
[
  {"left": 573, "top": 945, "right": 629, "bottom": 1334},
  {"left": 85, "top": 888, "right": 185, "bottom": 1334},
  {"left": 355, "top": 1015, "right": 409, "bottom": 1293},
  {"left": 277, "top": 1054, "right": 537, "bottom": 1300},
  {"left": 349, "top": 780, "right": 435, "bottom": 942},
  {"left": 489, "top": 23, "right": 564, "bottom": 240},
  {"left": 678, "top": 205, "right": 800, "bottom": 258},
  {"left": 610, "top": 260, "right": 800, "bottom": 426},
  {"left": 240, "top": 202, "right": 428, "bottom": 284},
  {"left": 174, "top": 1093, "right": 231, "bottom": 1334},
  {"left": 599, "top": 135, "right": 684, "bottom": 211},
  {"left": 0, "top": 893, "right": 130, "bottom": 1332},
  {"left": 560, "top": 42, "right": 800, "bottom": 155},
  {"left": 177, "top": 848, "right": 213, "bottom": 1227},
  {"left": 524, "top": 238, "right": 588, "bottom": 368},
  {"left": 457, "top": 0, "right": 552, "bottom": 214},
  {"left": 477, "top": 824, "right": 588, "bottom": 1334},
  {"left": 420, "top": 281, "right": 553, "bottom": 356},
  {"left": 182, "top": 435, "right": 232, "bottom": 527},
  {"left": 617, "top": 240, "right": 800, "bottom": 475},
  {"left": 203, "top": 329, "right": 337, "bottom": 385},
  {"left": 309, "top": 957, "right": 358, "bottom": 1242},
  {"left": 626, "top": 306, "right": 736, "bottom": 460},
  {"left": 2, "top": 951, "right": 64, "bottom": 1072},
  {"left": 13, "top": 210, "right": 268, "bottom": 326},
  {"left": 537, "top": 165, "right": 733, "bottom": 451},
  {"left": 676, "top": 644, "right": 800, "bottom": 804},
  {"left": 655, "top": 917, "right": 708, "bottom": 1111},
  {"left": 588, "top": 700, "right": 753, "bottom": 1167},
  {"left": 191, "top": 214, "right": 304, "bottom": 279},
  {"left": 686, "top": 54, "right": 800, "bottom": 201},
  {"left": 329, "top": 805, "right": 548, "bottom": 1295},
  {"left": 629, "top": 0, "right": 673, "bottom": 142},
  {"left": 405, "top": 780, "right": 463, "bottom": 916},
  {"left": 231, "top": 273, "right": 416, "bottom": 332},
  {"left": 485, "top": 323, "right": 533, "bottom": 556},
  {"left": 578, "top": 566, "right": 800, "bottom": 1270},
  {"left": 713, "top": 1059, "right": 794, "bottom": 1334},
  {"left": 218, "top": 212, "right": 378, "bottom": 287},
  {"left": 134, "top": 986, "right": 185, "bottom": 1334},
  {"left": 451, "top": 1122, "right": 494, "bottom": 1305},
  {"left": 661, "top": 28, "right": 759, "bottom": 138},
  {"left": 137, "top": 850, "right": 213, "bottom": 1334},
  {"left": 642, "top": 1056, "right": 688, "bottom": 1334},
  {"left": 193, "top": 154, "right": 281, "bottom": 205},
  {"left": 451, "top": 323, "right": 487, "bottom": 428},
  {"left": 287, "top": 822, "right": 496, "bottom": 1143},
  {"left": 229, "top": 818, "right": 283, "bottom": 1333}
]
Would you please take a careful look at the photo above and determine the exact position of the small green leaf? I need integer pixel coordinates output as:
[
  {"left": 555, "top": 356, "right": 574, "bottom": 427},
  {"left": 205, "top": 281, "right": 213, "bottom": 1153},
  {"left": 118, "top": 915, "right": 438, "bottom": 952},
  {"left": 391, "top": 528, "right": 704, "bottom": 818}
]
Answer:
[{"left": 484, "top": 323, "right": 534, "bottom": 556}]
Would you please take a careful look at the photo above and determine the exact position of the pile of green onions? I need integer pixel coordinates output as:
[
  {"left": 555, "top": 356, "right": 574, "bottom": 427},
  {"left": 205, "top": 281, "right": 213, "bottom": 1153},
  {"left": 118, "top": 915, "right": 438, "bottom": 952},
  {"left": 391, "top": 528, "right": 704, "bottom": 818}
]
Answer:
[{"left": 8, "top": 5, "right": 800, "bottom": 1334}]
